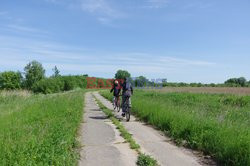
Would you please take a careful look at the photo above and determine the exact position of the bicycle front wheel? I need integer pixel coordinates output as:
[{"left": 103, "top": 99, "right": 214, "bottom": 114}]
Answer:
[{"left": 126, "top": 107, "right": 130, "bottom": 121}]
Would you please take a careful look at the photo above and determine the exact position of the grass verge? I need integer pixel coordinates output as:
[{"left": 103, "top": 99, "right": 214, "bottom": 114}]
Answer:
[
  {"left": 94, "top": 95, "right": 158, "bottom": 166},
  {"left": 100, "top": 90, "right": 250, "bottom": 166},
  {"left": 0, "top": 90, "right": 86, "bottom": 165}
]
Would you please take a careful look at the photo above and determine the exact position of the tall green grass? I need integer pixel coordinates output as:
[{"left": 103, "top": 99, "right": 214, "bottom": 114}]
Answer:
[
  {"left": 100, "top": 90, "right": 250, "bottom": 166},
  {"left": 0, "top": 90, "right": 85, "bottom": 165}
]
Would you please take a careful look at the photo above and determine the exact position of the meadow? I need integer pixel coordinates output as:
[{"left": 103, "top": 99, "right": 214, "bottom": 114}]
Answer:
[
  {"left": 156, "top": 87, "right": 250, "bottom": 95},
  {"left": 0, "top": 90, "right": 85, "bottom": 165},
  {"left": 100, "top": 89, "right": 250, "bottom": 166}
]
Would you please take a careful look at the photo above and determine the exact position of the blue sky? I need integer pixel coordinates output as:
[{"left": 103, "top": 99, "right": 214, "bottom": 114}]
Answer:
[{"left": 0, "top": 0, "right": 249, "bottom": 83}]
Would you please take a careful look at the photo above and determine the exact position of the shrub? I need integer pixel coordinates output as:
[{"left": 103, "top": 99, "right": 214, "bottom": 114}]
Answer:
[
  {"left": 0, "top": 71, "right": 22, "bottom": 90},
  {"left": 32, "top": 75, "right": 87, "bottom": 94},
  {"left": 32, "top": 77, "right": 64, "bottom": 94}
]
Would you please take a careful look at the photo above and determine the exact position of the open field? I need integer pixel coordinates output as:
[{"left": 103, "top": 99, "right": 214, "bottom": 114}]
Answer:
[
  {"left": 154, "top": 87, "right": 250, "bottom": 95},
  {"left": 100, "top": 90, "right": 250, "bottom": 166},
  {"left": 0, "top": 90, "right": 85, "bottom": 165}
]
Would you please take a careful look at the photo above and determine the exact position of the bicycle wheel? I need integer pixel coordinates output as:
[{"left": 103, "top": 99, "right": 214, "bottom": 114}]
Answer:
[
  {"left": 117, "top": 99, "right": 121, "bottom": 112},
  {"left": 113, "top": 98, "right": 116, "bottom": 110},
  {"left": 125, "top": 107, "right": 130, "bottom": 121}
]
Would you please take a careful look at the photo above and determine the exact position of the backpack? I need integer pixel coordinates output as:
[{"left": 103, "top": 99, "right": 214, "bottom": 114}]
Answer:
[
  {"left": 124, "top": 82, "right": 132, "bottom": 97},
  {"left": 125, "top": 82, "right": 131, "bottom": 91}
]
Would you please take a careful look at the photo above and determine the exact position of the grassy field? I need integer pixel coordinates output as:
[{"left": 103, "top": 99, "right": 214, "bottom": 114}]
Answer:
[
  {"left": 155, "top": 87, "right": 250, "bottom": 95},
  {"left": 100, "top": 89, "right": 250, "bottom": 166},
  {"left": 0, "top": 90, "right": 85, "bottom": 165}
]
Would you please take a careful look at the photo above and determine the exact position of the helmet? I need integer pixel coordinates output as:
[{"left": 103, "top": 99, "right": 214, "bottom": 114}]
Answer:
[{"left": 115, "top": 80, "right": 118, "bottom": 84}]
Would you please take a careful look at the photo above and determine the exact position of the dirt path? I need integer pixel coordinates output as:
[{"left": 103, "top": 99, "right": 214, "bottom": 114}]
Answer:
[
  {"left": 93, "top": 92, "right": 213, "bottom": 166},
  {"left": 78, "top": 92, "right": 137, "bottom": 166}
]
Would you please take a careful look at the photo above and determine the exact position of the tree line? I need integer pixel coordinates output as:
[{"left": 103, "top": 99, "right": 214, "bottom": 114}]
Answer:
[
  {"left": 114, "top": 70, "right": 250, "bottom": 88},
  {"left": 0, "top": 60, "right": 88, "bottom": 93},
  {"left": 0, "top": 63, "right": 249, "bottom": 93}
]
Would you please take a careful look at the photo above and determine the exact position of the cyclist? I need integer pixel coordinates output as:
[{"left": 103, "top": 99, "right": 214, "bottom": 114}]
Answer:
[
  {"left": 121, "top": 77, "right": 133, "bottom": 117},
  {"left": 110, "top": 80, "right": 121, "bottom": 107}
]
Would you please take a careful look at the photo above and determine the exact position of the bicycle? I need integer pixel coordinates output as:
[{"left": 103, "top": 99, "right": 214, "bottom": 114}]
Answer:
[
  {"left": 122, "top": 95, "right": 131, "bottom": 122},
  {"left": 113, "top": 96, "right": 121, "bottom": 112}
]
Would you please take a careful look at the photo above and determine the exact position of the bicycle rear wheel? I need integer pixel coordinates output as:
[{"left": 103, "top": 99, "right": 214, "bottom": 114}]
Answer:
[
  {"left": 117, "top": 99, "right": 121, "bottom": 112},
  {"left": 113, "top": 97, "right": 117, "bottom": 110},
  {"left": 125, "top": 107, "right": 130, "bottom": 121}
]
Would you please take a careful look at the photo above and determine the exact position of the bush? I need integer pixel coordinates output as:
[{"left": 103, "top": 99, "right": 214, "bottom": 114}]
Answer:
[
  {"left": 32, "top": 75, "right": 87, "bottom": 94},
  {"left": 0, "top": 71, "right": 22, "bottom": 90},
  {"left": 32, "top": 77, "right": 64, "bottom": 94}
]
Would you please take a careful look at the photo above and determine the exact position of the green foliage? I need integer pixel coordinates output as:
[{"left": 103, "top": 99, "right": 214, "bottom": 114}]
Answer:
[
  {"left": 220, "top": 96, "right": 248, "bottom": 107},
  {"left": 32, "top": 75, "right": 87, "bottom": 94},
  {"left": 115, "top": 69, "right": 131, "bottom": 79},
  {"left": 0, "top": 71, "right": 22, "bottom": 90},
  {"left": 225, "top": 77, "right": 247, "bottom": 87},
  {"left": 162, "top": 77, "right": 250, "bottom": 87},
  {"left": 32, "top": 77, "right": 64, "bottom": 94},
  {"left": 137, "top": 153, "right": 158, "bottom": 166},
  {"left": 52, "top": 66, "right": 60, "bottom": 77},
  {"left": 24, "top": 60, "right": 45, "bottom": 89},
  {"left": 100, "top": 90, "right": 250, "bottom": 166},
  {"left": 135, "top": 76, "right": 148, "bottom": 87},
  {"left": 0, "top": 90, "right": 86, "bottom": 165}
]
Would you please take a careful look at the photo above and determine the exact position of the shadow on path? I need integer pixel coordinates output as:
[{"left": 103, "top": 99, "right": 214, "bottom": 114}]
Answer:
[{"left": 89, "top": 116, "right": 108, "bottom": 120}]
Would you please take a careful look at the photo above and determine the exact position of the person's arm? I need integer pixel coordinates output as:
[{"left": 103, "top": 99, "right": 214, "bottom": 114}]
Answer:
[
  {"left": 131, "top": 84, "right": 133, "bottom": 95},
  {"left": 110, "top": 87, "right": 114, "bottom": 93}
]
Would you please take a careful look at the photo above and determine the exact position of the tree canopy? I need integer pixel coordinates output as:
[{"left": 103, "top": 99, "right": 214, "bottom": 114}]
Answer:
[
  {"left": 24, "top": 60, "right": 45, "bottom": 89},
  {"left": 225, "top": 77, "right": 247, "bottom": 87},
  {"left": 0, "top": 71, "right": 22, "bottom": 90},
  {"left": 114, "top": 70, "right": 131, "bottom": 80},
  {"left": 52, "top": 66, "right": 60, "bottom": 77}
]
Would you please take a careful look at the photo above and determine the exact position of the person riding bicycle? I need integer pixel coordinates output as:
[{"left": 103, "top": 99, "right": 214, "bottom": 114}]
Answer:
[
  {"left": 110, "top": 80, "right": 121, "bottom": 106},
  {"left": 121, "top": 77, "right": 133, "bottom": 117}
]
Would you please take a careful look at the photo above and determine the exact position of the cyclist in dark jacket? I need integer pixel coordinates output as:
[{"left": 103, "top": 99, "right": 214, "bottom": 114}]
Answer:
[
  {"left": 110, "top": 80, "right": 121, "bottom": 106},
  {"left": 121, "top": 78, "right": 133, "bottom": 116}
]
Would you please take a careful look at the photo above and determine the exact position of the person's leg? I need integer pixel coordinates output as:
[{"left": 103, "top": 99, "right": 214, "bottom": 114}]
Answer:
[
  {"left": 112, "top": 96, "right": 115, "bottom": 105},
  {"left": 121, "top": 95, "right": 126, "bottom": 116},
  {"left": 117, "top": 96, "right": 120, "bottom": 106},
  {"left": 122, "top": 95, "right": 125, "bottom": 112},
  {"left": 128, "top": 97, "right": 132, "bottom": 108}
]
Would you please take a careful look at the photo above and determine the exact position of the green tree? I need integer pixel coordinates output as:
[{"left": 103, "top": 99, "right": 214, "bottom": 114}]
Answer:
[
  {"left": 52, "top": 66, "right": 60, "bottom": 77},
  {"left": 135, "top": 76, "right": 147, "bottom": 87},
  {"left": 24, "top": 60, "right": 45, "bottom": 89},
  {"left": 225, "top": 77, "right": 247, "bottom": 87},
  {"left": 115, "top": 70, "right": 131, "bottom": 80},
  {"left": 0, "top": 71, "right": 22, "bottom": 90},
  {"left": 238, "top": 77, "right": 247, "bottom": 86}
]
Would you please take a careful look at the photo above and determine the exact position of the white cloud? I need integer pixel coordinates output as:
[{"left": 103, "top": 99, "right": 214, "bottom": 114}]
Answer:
[
  {"left": 80, "top": 0, "right": 125, "bottom": 24},
  {"left": 6, "top": 24, "right": 48, "bottom": 34},
  {"left": 0, "top": 35, "right": 216, "bottom": 78},
  {"left": 81, "top": 0, "right": 113, "bottom": 15},
  {"left": 143, "top": 0, "right": 169, "bottom": 9}
]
